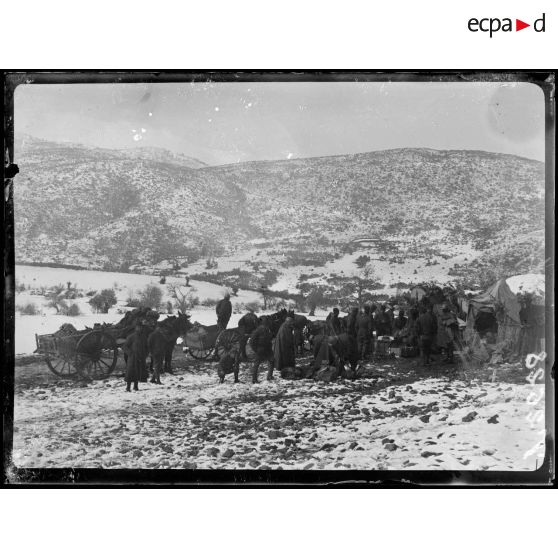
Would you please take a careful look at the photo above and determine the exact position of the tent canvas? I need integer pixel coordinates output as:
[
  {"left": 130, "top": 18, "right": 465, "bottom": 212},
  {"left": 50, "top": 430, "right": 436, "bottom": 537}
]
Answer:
[{"left": 464, "top": 274, "right": 545, "bottom": 363}]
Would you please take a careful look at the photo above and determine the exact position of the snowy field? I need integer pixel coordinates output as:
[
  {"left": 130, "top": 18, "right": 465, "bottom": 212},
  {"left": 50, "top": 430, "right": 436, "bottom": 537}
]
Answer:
[
  {"left": 11, "top": 355, "right": 545, "bottom": 471},
  {"left": 10, "top": 265, "right": 547, "bottom": 474}
]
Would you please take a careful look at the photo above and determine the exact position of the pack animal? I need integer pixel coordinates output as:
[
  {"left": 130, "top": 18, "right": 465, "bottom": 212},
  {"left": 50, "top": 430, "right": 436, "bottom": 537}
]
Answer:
[
  {"left": 259, "top": 308, "right": 290, "bottom": 338},
  {"left": 147, "top": 312, "right": 192, "bottom": 383}
]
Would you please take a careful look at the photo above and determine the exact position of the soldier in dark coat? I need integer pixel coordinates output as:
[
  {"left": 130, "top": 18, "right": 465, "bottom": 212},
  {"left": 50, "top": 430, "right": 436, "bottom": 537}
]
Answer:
[
  {"left": 122, "top": 323, "right": 149, "bottom": 391},
  {"left": 312, "top": 332, "right": 359, "bottom": 374},
  {"left": 357, "top": 306, "right": 374, "bottom": 360},
  {"left": 415, "top": 306, "right": 438, "bottom": 365},
  {"left": 326, "top": 308, "right": 342, "bottom": 335},
  {"left": 274, "top": 317, "right": 296, "bottom": 371},
  {"left": 216, "top": 293, "right": 232, "bottom": 330},
  {"left": 440, "top": 305, "right": 459, "bottom": 363},
  {"left": 376, "top": 305, "right": 392, "bottom": 336},
  {"left": 249, "top": 316, "right": 274, "bottom": 383},
  {"left": 346, "top": 307, "right": 359, "bottom": 338},
  {"left": 393, "top": 309, "right": 407, "bottom": 331}
]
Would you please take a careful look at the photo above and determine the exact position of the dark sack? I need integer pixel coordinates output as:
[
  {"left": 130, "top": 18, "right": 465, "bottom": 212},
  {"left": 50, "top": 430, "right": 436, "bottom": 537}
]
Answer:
[
  {"left": 280, "top": 366, "right": 304, "bottom": 380},
  {"left": 314, "top": 365, "right": 339, "bottom": 382}
]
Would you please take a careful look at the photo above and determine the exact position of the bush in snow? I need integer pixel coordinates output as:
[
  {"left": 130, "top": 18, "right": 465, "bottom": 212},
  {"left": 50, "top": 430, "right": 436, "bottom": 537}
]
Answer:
[
  {"left": 244, "top": 301, "right": 261, "bottom": 313},
  {"left": 354, "top": 254, "right": 371, "bottom": 268},
  {"left": 89, "top": 289, "right": 117, "bottom": 313},
  {"left": 17, "top": 302, "right": 39, "bottom": 315},
  {"left": 46, "top": 284, "right": 67, "bottom": 314},
  {"left": 15, "top": 280, "right": 27, "bottom": 293},
  {"left": 61, "top": 303, "right": 81, "bottom": 316},
  {"left": 138, "top": 284, "right": 163, "bottom": 310}
]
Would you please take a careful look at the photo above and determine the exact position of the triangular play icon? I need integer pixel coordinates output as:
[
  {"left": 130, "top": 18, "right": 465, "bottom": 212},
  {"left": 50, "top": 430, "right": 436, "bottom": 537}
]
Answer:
[{"left": 516, "top": 19, "right": 530, "bottom": 31}]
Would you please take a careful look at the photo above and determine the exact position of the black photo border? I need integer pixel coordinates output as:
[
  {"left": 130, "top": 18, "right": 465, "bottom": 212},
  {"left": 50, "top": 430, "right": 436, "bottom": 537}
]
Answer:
[{"left": 2, "top": 70, "right": 555, "bottom": 486}]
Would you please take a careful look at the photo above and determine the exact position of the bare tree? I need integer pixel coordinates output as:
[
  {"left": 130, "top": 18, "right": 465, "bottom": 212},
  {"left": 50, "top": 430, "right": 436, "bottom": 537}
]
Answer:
[{"left": 167, "top": 284, "right": 198, "bottom": 313}]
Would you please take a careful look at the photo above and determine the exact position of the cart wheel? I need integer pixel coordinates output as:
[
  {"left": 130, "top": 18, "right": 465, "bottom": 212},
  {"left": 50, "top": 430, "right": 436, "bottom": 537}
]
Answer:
[
  {"left": 215, "top": 330, "right": 242, "bottom": 359},
  {"left": 188, "top": 346, "right": 214, "bottom": 360},
  {"left": 45, "top": 354, "right": 78, "bottom": 377},
  {"left": 75, "top": 330, "right": 118, "bottom": 380}
]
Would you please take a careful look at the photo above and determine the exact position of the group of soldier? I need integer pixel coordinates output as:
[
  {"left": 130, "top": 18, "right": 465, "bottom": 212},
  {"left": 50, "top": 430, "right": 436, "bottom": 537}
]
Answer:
[{"left": 214, "top": 291, "right": 461, "bottom": 384}]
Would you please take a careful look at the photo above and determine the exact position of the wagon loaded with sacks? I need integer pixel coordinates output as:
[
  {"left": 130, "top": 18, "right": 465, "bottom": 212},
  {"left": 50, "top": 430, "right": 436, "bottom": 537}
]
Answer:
[{"left": 34, "top": 307, "right": 159, "bottom": 380}]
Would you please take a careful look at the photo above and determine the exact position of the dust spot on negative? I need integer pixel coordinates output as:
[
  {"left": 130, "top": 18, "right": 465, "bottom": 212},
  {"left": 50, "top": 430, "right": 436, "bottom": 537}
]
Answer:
[{"left": 486, "top": 83, "right": 544, "bottom": 143}]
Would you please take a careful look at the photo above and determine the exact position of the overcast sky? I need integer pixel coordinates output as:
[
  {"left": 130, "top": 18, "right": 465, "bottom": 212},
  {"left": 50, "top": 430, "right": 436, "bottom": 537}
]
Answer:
[{"left": 15, "top": 81, "right": 545, "bottom": 165}]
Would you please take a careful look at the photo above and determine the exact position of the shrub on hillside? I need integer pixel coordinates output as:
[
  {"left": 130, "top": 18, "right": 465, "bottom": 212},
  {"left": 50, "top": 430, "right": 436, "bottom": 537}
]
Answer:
[
  {"left": 244, "top": 301, "right": 261, "bottom": 313},
  {"left": 17, "top": 302, "right": 39, "bottom": 315},
  {"left": 354, "top": 255, "right": 371, "bottom": 268},
  {"left": 46, "top": 285, "right": 67, "bottom": 314},
  {"left": 61, "top": 303, "right": 81, "bottom": 316},
  {"left": 15, "top": 281, "right": 27, "bottom": 293},
  {"left": 138, "top": 285, "right": 163, "bottom": 310},
  {"left": 126, "top": 298, "right": 141, "bottom": 308},
  {"left": 89, "top": 289, "right": 117, "bottom": 313}
]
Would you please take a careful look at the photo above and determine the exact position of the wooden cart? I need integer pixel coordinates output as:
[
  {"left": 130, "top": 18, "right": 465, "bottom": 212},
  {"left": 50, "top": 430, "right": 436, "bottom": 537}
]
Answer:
[
  {"left": 35, "top": 323, "right": 132, "bottom": 380},
  {"left": 184, "top": 324, "right": 244, "bottom": 360}
]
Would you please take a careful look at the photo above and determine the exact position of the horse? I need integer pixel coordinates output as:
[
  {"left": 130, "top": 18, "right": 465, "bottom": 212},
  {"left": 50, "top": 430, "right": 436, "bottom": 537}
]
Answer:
[
  {"left": 260, "top": 308, "right": 291, "bottom": 338},
  {"left": 236, "top": 311, "right": 260, "bottom": 359},
  {"left": 147, "top": 311, "right": 192, "bottom": 383}
]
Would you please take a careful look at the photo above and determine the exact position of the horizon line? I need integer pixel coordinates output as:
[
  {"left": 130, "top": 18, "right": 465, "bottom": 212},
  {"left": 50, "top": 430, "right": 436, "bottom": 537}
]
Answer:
[{"left": 15, "top": 133, "right": 545, "bottom": 166}]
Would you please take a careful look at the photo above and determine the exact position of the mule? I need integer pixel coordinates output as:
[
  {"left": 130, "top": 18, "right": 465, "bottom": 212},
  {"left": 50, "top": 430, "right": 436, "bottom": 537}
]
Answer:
[
  {"left": 147, "top": 311, "right": 192, "bottom": 384},
  {"left": 260, "top": 308, "right": 290, "bottom": 338}
]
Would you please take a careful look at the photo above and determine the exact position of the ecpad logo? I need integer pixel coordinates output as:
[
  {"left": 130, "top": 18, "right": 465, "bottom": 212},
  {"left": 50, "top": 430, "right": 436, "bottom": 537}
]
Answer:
[{"left": 468, "top": 13, "right": 546, "bottom": 37}]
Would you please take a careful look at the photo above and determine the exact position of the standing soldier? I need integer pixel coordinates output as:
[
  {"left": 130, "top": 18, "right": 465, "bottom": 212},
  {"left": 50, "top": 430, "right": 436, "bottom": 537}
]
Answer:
[
  {"left": 357, "top": 306, "right": 373, "bottom": 360},
  {"left": 326, "top": 307, "right": 342, "bottom": 335},
  {"left": 376, "top": 305, "right": 391, "bottom": 336},
  {"left": 415, "top": 306, "right": 438, "bottom": 366},
  {"left": 440, "top": 305, "right": 459, "bottom": 363},
  {"left": 274, "top": 316, "right": 296, "bottom": 372},
  {"left": 122, "top": 321, "right": 149, "bottom": 391},
  {"left": 216, "top": 292, "right": 232, "bottom": 330},
  {"left": 346, "top": 307, "right": 359, "bottom": 338},
  {"left": 249, "top": 316, "right": 274, "bottom": 383}
]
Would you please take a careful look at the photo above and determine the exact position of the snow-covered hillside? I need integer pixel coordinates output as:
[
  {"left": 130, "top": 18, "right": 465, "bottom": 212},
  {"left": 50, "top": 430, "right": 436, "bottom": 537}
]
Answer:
[{"left": 14, "top": 137, "right": 545, "bottom": 291}]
